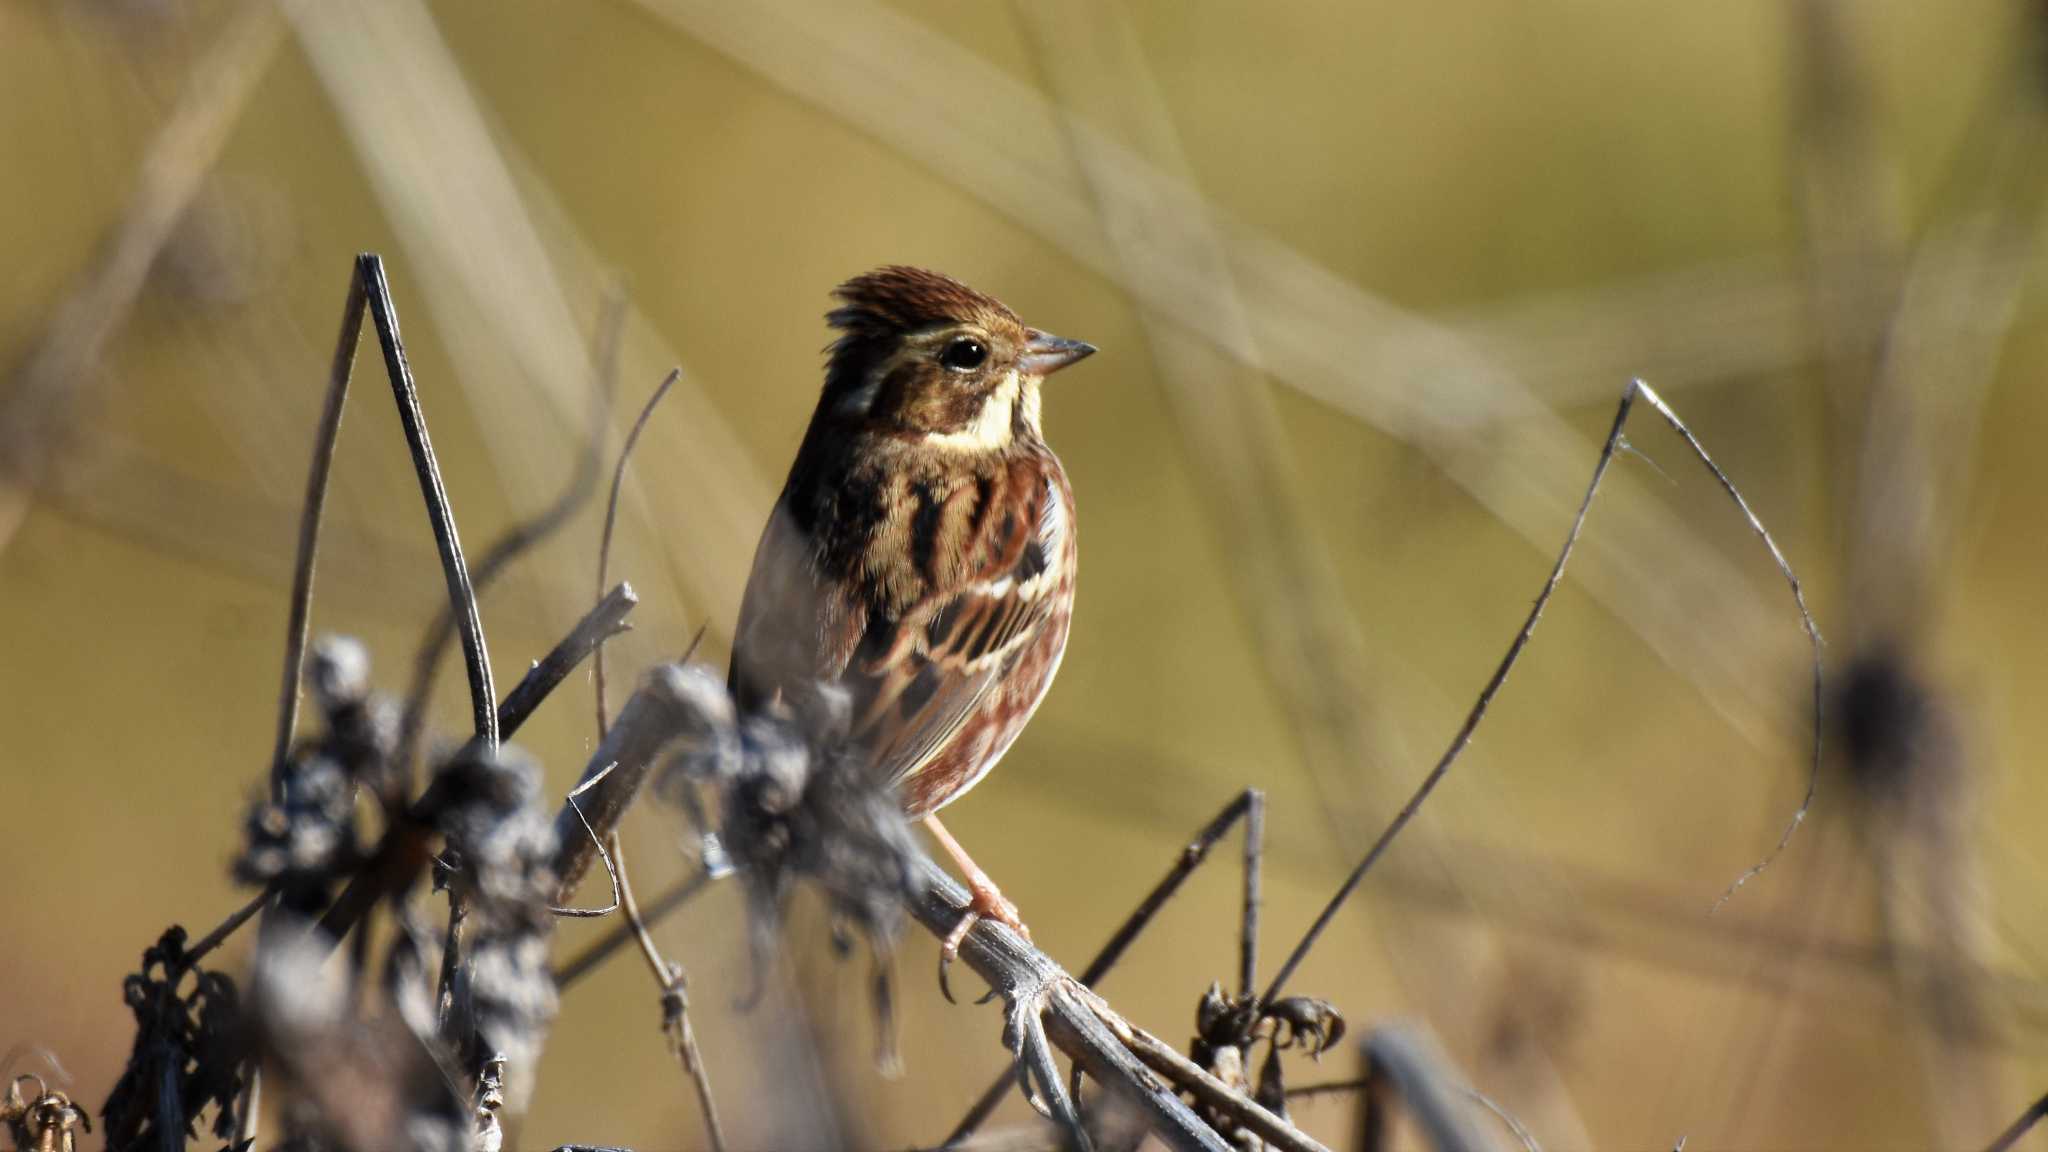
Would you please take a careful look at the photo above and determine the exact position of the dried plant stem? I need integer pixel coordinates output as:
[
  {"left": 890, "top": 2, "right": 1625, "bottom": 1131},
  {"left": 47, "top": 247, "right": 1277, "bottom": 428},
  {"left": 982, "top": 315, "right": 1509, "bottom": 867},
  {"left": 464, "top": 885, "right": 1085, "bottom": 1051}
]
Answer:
[
  {"left": 357, "top": 254, "right": 497, "bottom": 750},
  {"left": 912, "top": 859, "right": 1326, "bottom": 1152},
  {"left": 498, "top": 583, "right": 638, "bottom": 739},
  {"left": 271, "top": 265, "right": 364, "bottom": 799},
  {"left": 1354, "top": 1030, "right": 1493, "bottom": 1152},
  {"left": 1629, "top": 380, "right": 1824, "bottom": 912},
  {"left": 594, "top": 368, "right": 683, "bottom": 737},
  {"left": 310, "top": 262, "right": 636, "bottom": 951},
  {"left": 1286, "top": 1077, "right": 1370, "bottom": 1101},
  {"left": 554, "top": 869, "right": 718, "bottom": 989},
  {"left": 1239, "top": 790, "right": 1263, "bottom": 1000},
  {"left": 183, "top": 890, "right": 272, "bottom": 968},
  {"left": 610, "top": 830, "right": 727, "bottom": 1152},
  {"left": 1290, "top": 1072, "right": 1543, "bottom": 1152},
  {"left": 1983, "top": 1092, "right": 2048, "bottom": 1152},
  {"left": 1263, "top": 378, "right": 1823, "bottom": 1006},
  {"left": 1110, "top": 1021, "right": 1329, "bottom": 1152},
  {"left": 943, "top": 790, "right": 1261, "bottom": 1148},
  {"left": 561, "top": 357, "right": 726, "bottom": 1152},
  {"left": 551, "top": 666, "right": 711, "bottom": 902},
  {"left": 396, "top": 288, "right": 625, "bottom": 769}
]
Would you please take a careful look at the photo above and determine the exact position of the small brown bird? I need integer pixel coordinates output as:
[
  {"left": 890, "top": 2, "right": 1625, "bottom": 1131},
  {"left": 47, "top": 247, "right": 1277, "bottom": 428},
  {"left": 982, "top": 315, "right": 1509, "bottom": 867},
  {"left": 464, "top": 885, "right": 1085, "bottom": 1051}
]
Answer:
[{"left": 730, "top": 266, "right": 1093, "bottom": 967}]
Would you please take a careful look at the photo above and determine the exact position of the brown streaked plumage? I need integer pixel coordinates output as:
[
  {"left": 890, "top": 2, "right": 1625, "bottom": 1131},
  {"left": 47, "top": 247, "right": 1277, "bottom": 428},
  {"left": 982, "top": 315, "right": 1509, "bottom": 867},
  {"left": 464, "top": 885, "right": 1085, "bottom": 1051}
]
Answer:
[{"left": 730, "top": 266, "right": 1093, "bottom": 963}]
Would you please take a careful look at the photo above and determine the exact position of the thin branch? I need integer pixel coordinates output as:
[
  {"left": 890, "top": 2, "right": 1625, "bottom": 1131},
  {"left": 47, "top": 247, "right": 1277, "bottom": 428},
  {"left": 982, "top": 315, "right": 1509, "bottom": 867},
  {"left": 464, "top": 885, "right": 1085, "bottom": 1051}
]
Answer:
[
  {"left": 497, "top": 582, "right": 638, "bottom": 739},
  {"left": 554, "top": 868, "right": 718, "bottom": 989},
  {"left": 544, "top": 666, "right": 1304, "bottom": 1152},
  {"left": 943, "top": 790, "right": 1258, "bottom": 1148},
  {"left": 1240, "top": 789, "right": 1264, "bottom": 1000},
  {"left": 1289, "top": 1063, "right": 1551, "bottom": 1149},
  {"left": 271, "top": 264, "right": 364, "bottom": 799},
  {"left": 1264, "top": 378, "right": 1823, "bottom": 1004},
  {"left": 551, "top": 665, "right": 724, "bottom": 903},
  {"left": 1261, "top": 388, "right": 1636, "bottom": 1004},
  {"left": 1082, "top": 791, "right": 1259, "bottom": 991},
  {"left": 436, "top": 895, "right": 469, "bottom": 1035},
  {"left": 358, "top": 254, "right": 497, "bottom": 749},
  {"left": 250, "top": 245, "right": 362, "bottom": 1152},
  {"left": 1464, "top": 1085, "right": 1543, "bottom": 1152},
  {"left": 328, "top": 584, "right": 669, "bottom": 935},
  {"left": 1102, "top": 1014, "right": 1328, "bottom": 1152},
  {"left": 316, "top": 591, "right": 643, "bottom": 948},
  {"left": 182, "top": 890, "right": 272, "bottom": 969},
  {"left": 555, "top": 354, "right": 729, "bottom": 1150},
  {"left": 913, "top": 858, "right": 1291, "bottom": 1152},
  {"left": 232, "top": 1071, "right": 260, "bottom": 1151},
  {"left": 549, "top": 769, "right": 623, "bottom": 918},
  {"left": 1628, "top": 381, "right": 1824, "bottom": 913},
  {"left": 1296, "top": 1069, "right": 1538, "bottom": 1152},
  {"left": 1355, "top": 1029, "right": 1493, "bottom": 1152},
  {"left": 1285, "top": 1077, "right": 1369, "bottom": 1101},
  {"left": 612, "top": 830, "right": 727, "bottom": 1152},
  {"left": 1983, "top": 1092, "right": 2048, "bottom": 1152},
  {"left": 595, "top": 367, "right": 683, "bottom": 738},
  {"left": 396, "top": 287, "right": 625, "bottom": 767}
]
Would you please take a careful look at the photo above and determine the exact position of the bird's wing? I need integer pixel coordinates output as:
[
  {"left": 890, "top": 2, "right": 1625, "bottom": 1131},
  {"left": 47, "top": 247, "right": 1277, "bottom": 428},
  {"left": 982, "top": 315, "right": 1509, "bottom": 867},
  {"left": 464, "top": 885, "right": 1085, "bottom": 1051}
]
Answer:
[
  {"left": 854, "top": 470, "right": 1066, "bottom": 795},
  {"left": 728, "top": 498, "right": 869, "bottom": 715}
]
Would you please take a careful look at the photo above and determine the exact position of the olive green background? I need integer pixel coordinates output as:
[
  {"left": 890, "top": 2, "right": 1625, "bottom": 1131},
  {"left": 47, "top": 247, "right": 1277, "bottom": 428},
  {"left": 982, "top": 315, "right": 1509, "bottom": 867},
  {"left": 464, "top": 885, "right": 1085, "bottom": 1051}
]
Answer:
[{"left": 5, "top": 1, "right": 2048, "bottom": 1149}]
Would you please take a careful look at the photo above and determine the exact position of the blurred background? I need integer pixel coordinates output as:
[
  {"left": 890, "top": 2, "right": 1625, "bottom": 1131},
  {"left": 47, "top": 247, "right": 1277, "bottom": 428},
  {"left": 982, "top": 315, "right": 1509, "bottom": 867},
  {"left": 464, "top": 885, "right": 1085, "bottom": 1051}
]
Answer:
[{"left": 6, "top": 0, "right": 2048, "bottom": 1148}]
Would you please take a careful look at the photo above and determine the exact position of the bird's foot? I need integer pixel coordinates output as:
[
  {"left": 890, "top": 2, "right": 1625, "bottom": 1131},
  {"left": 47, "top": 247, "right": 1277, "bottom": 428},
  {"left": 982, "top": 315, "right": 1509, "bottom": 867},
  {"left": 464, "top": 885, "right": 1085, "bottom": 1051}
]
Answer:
[{"left": 938, "top": 877, "right": 1030, "bottom": 1004}]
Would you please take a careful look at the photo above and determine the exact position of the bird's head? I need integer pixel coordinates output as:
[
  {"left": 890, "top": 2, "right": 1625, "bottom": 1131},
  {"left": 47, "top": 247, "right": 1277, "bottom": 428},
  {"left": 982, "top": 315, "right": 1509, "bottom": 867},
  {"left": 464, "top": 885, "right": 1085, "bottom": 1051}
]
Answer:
[{"left": 821, "top": 265, "right": 1094, "bottom": 450}]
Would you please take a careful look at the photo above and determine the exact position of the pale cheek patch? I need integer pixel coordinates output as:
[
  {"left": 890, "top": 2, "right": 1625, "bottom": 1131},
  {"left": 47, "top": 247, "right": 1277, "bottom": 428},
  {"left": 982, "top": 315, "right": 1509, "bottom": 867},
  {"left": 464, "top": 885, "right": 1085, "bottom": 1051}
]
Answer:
[
  {"left": 922, "top": 372, "right": 1019, "bottom": 451},
  {"left": 1017, "top": 380, "right": 1044, "bottom": 438}
]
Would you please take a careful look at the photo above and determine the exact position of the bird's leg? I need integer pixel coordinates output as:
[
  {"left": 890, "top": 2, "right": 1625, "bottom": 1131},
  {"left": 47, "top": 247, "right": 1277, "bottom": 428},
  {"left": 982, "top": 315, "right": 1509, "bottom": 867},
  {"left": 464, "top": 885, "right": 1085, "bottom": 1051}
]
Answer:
[{"left": 925, "top": 814, "right": 1029, "bottom": 1001}]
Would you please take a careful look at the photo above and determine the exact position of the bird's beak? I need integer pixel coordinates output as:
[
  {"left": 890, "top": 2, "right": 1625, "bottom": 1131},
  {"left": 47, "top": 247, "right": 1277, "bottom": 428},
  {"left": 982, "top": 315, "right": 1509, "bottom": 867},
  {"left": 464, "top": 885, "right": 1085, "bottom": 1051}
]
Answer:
[{"left": 1020, "top": 329, "right": 1097, "bottom": 378}]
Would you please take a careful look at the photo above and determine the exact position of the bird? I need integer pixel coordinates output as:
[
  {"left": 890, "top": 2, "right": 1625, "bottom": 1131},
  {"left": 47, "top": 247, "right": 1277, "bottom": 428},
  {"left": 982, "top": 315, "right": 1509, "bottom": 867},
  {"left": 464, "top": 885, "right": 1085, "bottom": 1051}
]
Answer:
[{"left": 729, "top": 265, "right": 1094, "bottom": 980}]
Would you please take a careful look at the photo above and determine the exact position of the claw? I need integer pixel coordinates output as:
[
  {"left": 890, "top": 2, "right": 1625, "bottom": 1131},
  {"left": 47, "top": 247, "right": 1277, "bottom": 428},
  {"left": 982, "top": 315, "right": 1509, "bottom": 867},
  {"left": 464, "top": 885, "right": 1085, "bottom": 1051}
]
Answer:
[
  {"left": 1003, "top": 978, "right": 1090, "bottom": 1151},
  {"left": 938, "top": 876, "right": 1033, "bottom": 1005},
  {"left": 939, "top": 907, "right": 979, "bottom": 1004}
]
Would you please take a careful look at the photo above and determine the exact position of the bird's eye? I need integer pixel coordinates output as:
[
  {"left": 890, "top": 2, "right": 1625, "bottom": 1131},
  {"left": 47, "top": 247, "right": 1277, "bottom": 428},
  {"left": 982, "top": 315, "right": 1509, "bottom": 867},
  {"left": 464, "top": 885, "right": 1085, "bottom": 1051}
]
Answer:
[{"left": 939, "top": 337, "right": 988, "bottom": 372}]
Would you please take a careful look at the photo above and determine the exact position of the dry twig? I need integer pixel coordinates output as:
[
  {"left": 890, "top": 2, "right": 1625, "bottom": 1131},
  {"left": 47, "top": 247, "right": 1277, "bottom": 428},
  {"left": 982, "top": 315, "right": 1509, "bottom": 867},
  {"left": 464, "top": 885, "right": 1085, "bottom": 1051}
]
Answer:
[{"left": 1263, "top": 378, "right": 1823, "bottom": 1007}]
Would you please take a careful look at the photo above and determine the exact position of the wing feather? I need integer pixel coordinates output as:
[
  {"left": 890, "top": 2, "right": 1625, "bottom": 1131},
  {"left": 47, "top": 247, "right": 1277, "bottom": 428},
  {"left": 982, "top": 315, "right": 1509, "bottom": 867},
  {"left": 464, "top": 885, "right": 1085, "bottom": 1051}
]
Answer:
[
  {"left": 857, "top": 469, "right": 1063, "bottom": 790},
  {"left": 731, "top": 453, "right": 1068, "bottom": 801}
]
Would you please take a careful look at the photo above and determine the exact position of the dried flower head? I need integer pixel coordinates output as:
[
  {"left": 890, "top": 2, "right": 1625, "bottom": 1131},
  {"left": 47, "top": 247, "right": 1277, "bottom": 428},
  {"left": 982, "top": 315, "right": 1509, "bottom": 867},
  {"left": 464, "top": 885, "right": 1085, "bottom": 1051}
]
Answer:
[{"left": 102, "top": 928, "right": 246, "bottom": 1151}]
